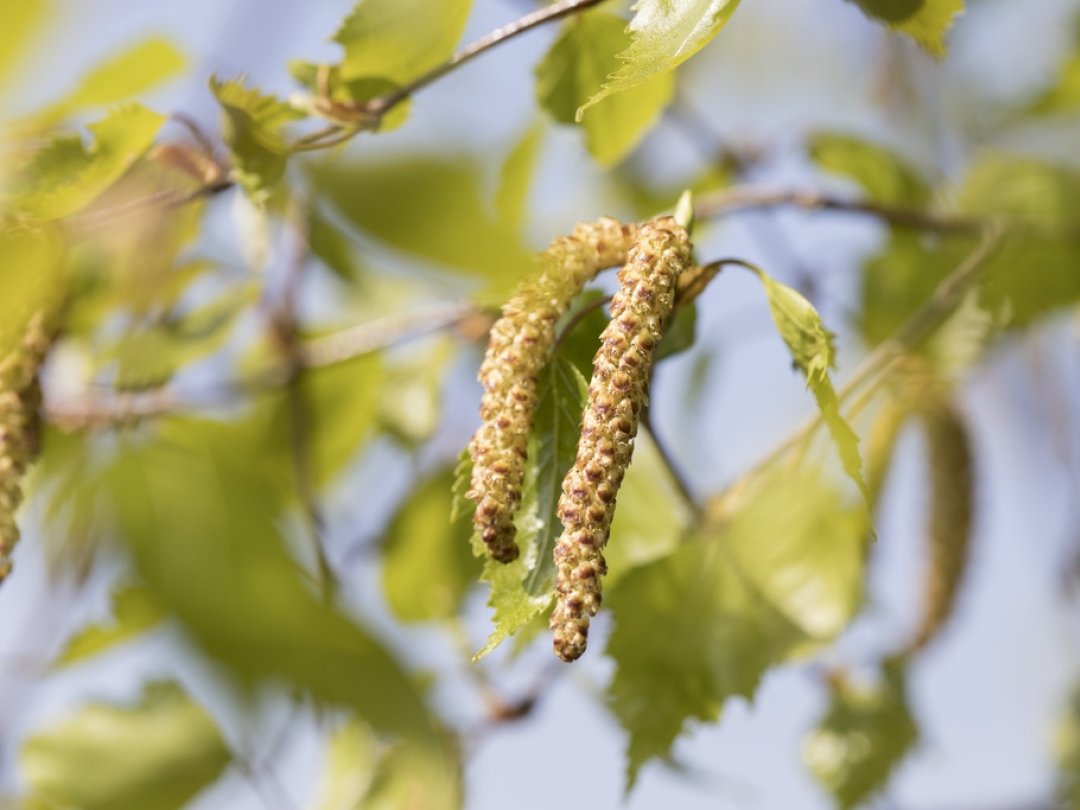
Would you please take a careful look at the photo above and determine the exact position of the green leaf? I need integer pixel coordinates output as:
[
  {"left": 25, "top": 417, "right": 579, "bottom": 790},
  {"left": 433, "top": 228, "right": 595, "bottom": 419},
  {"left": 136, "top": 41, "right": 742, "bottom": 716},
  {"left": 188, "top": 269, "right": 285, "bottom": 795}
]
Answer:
[
  {"left": 1025, "top": 54, "right": 1080, "bottom": 117},
  {"left": 495, "top": 123, "right": 544, "bottom": 235},
  {"left": 803, "top": 659, "right": 918, "bottom": 809},
  {"left": 655, "top": 302, "right": 697, "bottom": 361},
  {"left": 210, "top": 76, "right": 304, "bottom": 205},
  {"left": 607, "top": 467, "right": 867, "bottom": 786},
  {"left": 105, "top": 417, "right": 435, "bottom": 740},
  {"left": 536, "top": 12, "right": 675, "bottom": 166},
  {"left": 4, "top": 103, "right": 166, "bottom": 220},
  {"left": 581, "top": 0, "right": 742, "bottom": 115},
  {"left": 0, "top": 0, "right": 48, "bottom": 94},
  {"left": 333, "top": 0, "right": 473, "bottom": 84},
  {"left": 845, "top": 0, "right": 964, "bottom": 58},
  {"left": 808, "top": 132, "right": 930, "bottom": 205},
  {"left": 755, "top": 270, "right": 871, "bottom": 505},
  {"left": 20, "top": 681, "right": 231, "bottom": 810},
  {"left": 53, "top": 583, "right": 166, "bottom": 667},
  {"left": 956, "top": 153, "right": 1080, "bottom": 327},
  {"left": 308, "top": 719, "right": 462, "bottom": 810},
  {"left": 1055, "top": 684, "right": 1080, "bottom": 810},
  {"left": 308, "top": 156, "right": 532, "bottom": 298},
  {"left": 0, "top": 228, "right": 64, "bottom": 357},
  {"left": 382, "top": 467, "right": 481, "bottom": 623},
  {"left": 377, "top": 340, "right": 453, "bottom": 447},
  {"left": 61, "top": 37, "right": 186, "bottom": 111}
]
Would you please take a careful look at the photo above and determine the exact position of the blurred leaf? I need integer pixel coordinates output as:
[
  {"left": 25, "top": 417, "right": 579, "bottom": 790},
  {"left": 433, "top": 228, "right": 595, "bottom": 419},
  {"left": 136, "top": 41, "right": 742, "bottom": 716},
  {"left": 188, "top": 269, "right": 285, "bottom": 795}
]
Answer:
[
  {"left": 0, "top": 228, "right": 63, "bottom": 357},
  {"left": 608, "top": 467, "right": 867, "bottom": 786},
  {"left": 536, "top": 12, "right": 675, "bottom": 166},
  {"left": 59, "top": 38, "right": 186, "bottom": 112},
  {"left": 377, "top": 340, "right": 452, "bottom": 446},
  {"left": 956, "top": 153, "right": 1080, "bottom": 327},
  {"left": 382, "top": 467, "right": 481, "bottom": 623},
  {"left": 495, "top": 123, "right": 544, "bottom": 235},
  {"left": 1056, "top": 684, "right": 1080, "bottom": 810},
  {"left": 333, "top": 0, "right": 473, "bottom": 85},
  {"left": 310, "top": 210, "right": 370, "bottom": 284},
  {"left": 846, "top": 0, "right": 964, "bottom": 58},
  {"left": 105, "top": 417, "right": 435, "bottom": 740},
  {"left": 21, "top": 681, "right": 230, "bottom": 810},
  {"left": 803, "top": 659, "right": 918, "bottom": 809},
  {"left": 0, "top": 0, "right": 48, "bottom": 95},
  {"left": 808, "top": 132, "right": 930, "bottom": 205},
  {"left": 210, "top": 76, "right": 304, "bottom": 205},
  {"left": 655, "top": 302, "right": 696, "bottom": 361},
  {"left": 309, "top": 156, "right": 532, "bottom": 298},
  {"left": 1025, "top": 54, "right": 1080, "bottom": 117},
  {"left": 4, "top": 103, "right": 165, "bottom": 220},
  {"left": 53, "top": 583, "right": 165, "bottom": 667},
  {"left": 755, "top": 270, "right": 870, "bottom": 505},
  {"left": 288, "top": 63, "right": 411, "bottom": 132},
  {"left": 582, "top": 0, "right": 742, "bottom": 115},
  {"left": 309, "top": 718, "right": 462, "bottom": 810},
  {"left": 605, "top": 429, "right": 691, "bottom": 588}
]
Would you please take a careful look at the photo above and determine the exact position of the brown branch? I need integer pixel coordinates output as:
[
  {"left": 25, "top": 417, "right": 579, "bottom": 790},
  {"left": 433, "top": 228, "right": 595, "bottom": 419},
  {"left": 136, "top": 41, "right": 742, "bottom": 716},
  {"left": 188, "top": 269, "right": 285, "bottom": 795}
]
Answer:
[{"left": 693, "top": 186, "right": 986, "bottom": 234}]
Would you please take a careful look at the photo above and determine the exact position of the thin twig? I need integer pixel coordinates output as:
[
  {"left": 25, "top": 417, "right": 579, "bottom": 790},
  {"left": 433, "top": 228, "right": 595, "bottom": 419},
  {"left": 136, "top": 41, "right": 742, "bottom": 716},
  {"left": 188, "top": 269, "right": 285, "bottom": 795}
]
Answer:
[
  {"left": 693, "top": 186, "right": 986, "bottom": 234},
  {"left": 641, "top": 410, "right": 702, "bottom": 519},
  {"left": 719, "top": 222, "right": 1006, "bottom": 494}
]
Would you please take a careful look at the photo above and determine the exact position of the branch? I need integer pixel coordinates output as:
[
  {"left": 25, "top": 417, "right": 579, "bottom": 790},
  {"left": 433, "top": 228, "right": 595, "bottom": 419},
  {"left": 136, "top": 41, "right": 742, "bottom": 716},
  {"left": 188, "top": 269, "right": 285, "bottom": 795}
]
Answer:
[{"left": 693, "top": 186, "right": 986, "bottom": 234}]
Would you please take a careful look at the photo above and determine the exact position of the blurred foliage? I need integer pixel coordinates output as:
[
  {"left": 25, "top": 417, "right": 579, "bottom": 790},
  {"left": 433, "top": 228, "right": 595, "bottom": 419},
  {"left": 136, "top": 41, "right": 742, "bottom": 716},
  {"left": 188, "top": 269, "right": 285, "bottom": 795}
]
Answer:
[{"left": 1, "top": 0, "right": 1077, "bottom": 808}]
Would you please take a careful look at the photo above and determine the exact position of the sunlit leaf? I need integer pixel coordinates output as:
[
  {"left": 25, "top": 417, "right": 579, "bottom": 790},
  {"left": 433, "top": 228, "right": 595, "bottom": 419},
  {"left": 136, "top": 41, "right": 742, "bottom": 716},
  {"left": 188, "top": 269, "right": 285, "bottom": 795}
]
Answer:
[
  {"left": 803, "top": 659, "right": 918, "bottom": 809},
  {"left": 755, "top": 270, "right": 871, "bottom": 504},
  {"left": 309, "top": 718, "right": 462, "bottom": 810},
  {"left": 0, "top": 227, "right": 64, "bottom": 357},
  {"left": 4, "top": 103, "right": 165, "bottom": 220},
  {"left": 210, "top": 76, "right": 304, "bottom": 205},
  {"left": 333, "top": 0, "right": 473, "bottom": 85},
  {"left": 377, "top": 340, "right": 453, "bottom": 447},
  {"left": 846, "top": 0, "right": 964, "bottom": 58},
  {"left": 608, "top": 467, "right": 867, "bottom": 786},
  {"left": 60, "top": 38, "right": 186, "bottom": 111},
  {"left": 495, "top": 123, "right": 544, "bottom": 235},
  {"left": 382, "top": 466, "right": 481, "bottom": 623},
  {"left": 309, "top": 156, "right": 532, "bottom": 298},
  {"left": 1025, "top": 54, "right": 1080, "bottom": 117},
  {"left": 53, "top": 583, "right": 166, "bottom": 667},
  {"left": 808, "top": 132, "right": 930, "bottom": 205},
  {"left": 105, "top": 417, "right": 435, "bottom": 740},
  {"left": 0, "top": 0, "right": 49, "bottom": 96},
  {"left": 536, "top": 12, "right": 675, "bottom": 166},
  {"left": 581, "top": 0, "right": 742, "bottom": 115},
  {"left": 21, "top": 681, "right": 231, "bottom": 810}
]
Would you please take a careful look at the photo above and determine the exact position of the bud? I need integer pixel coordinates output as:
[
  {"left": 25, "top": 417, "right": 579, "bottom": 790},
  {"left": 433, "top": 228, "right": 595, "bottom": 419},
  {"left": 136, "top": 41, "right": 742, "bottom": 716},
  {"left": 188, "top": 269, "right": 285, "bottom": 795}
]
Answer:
[
  {"left": 550, "top": 218, "right": 692, "bottom": 661},
  {"left": 467, "top": 218, "right": 638, "bottom": 563},
  {"left": 0, "top": 312, "right": 52, "bottom": 585}
]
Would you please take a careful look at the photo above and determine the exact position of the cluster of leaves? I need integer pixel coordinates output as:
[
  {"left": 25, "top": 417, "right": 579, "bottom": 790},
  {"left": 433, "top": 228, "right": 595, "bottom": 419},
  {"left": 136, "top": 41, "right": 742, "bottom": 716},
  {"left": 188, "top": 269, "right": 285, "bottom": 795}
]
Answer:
[{"left": 1, "top": 0, "right": 1079, "bottom": 808}]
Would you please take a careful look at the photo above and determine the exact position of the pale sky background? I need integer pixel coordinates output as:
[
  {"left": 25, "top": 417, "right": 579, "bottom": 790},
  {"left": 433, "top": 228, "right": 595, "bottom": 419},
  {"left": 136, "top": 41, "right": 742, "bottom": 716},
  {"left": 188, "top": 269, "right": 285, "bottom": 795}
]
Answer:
[{"left": 1, "top": 1, "right": 1080, "bottom": 809}]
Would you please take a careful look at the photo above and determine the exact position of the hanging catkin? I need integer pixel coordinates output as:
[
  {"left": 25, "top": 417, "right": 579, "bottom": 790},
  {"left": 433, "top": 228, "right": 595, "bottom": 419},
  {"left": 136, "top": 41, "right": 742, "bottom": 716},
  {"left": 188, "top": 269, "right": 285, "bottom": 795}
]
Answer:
[
  {"left": 0, "top": 312, "right": 52, "bottom": 584},
  {"left": 467, "top": 218, "right": 638, "bottom": 563},
  {"left": 550, "top": 217, "right": 692, "bottom": 662},
  {"left": 906, "top": 402, "right": 974, "bottom": 654}
]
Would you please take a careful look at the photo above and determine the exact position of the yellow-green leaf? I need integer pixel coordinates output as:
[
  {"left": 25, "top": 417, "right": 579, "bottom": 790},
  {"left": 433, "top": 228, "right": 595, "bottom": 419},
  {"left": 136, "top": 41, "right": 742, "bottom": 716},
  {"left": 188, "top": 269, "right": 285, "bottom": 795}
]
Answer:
[
  {"left": 537, "top": 12, "right": 674, "bottom": 166},
  {"left": 0, "top": 0, "right": 48, "bottom": 96},
  {"left": 21, "top": 681, "right": 231, "bottom": 810},
  {"left": 333, "top": 0, "right": 473, "bottom": 84},
  {"left": 61, "top": 37, "right": 186, "bottom": 112},
  {"left": 808, "top": 132, "right": 930, "bottom": 205},
  {"left": 495, "top": 123, "right": 544, "bottom": 235},
  {"left": 846, "top": 0, "right": 964, "bottom": 58},
  {"left": 210, "top": 76, "right": 304, "bottom": 205},
  {"left": 581, "top": 0, "right": 742, "bottom": 115},
  {"left": 4, "top": 103, "right": 165, "bottom": 220},
  {"left": 53, "top": 583, "right": 165, "bottom": 667}
]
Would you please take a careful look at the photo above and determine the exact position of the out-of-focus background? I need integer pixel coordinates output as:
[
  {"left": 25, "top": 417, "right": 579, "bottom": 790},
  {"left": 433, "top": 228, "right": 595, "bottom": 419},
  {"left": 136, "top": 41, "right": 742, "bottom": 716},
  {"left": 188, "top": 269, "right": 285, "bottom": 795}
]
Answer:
[{"left": 2, "top": 1, "right": 1080, "bottom": 808}]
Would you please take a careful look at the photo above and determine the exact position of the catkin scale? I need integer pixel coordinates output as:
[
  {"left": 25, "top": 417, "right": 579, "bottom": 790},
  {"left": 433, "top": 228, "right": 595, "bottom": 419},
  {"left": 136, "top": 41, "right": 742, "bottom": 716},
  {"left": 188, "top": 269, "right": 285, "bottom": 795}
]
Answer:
[
  {"left": 550, "top": 218, "right": 692, "bottom": 662},
  {"left": 0, "top": 312, "right": 52, "bottom": 583},
  {"left": 907, "top": 403, "right": 973, "bottom": 654},
  {"left": 467, "top": 218, "right": 638, "bottom": 563}
]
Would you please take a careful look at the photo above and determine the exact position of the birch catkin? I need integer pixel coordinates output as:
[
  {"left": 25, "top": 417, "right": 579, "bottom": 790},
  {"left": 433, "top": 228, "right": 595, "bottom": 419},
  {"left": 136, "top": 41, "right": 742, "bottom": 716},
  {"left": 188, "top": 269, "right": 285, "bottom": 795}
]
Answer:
[
  {"left": 907, "top": 403, "right": 974, "bottom": 654},
  {"left": 467, "top": 218, "right": 638, "bottom": 563},
  {"left": 0, "top": 312, "right": 52, "bottom": 583},
  {"left": 551, "top": 218, "right": 692, "bottom": 662}
]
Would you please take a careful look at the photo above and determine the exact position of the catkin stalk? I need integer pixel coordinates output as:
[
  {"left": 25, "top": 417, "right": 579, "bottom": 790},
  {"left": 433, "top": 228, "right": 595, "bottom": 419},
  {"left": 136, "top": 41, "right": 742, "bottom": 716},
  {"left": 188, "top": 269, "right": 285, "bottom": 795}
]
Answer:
[
  {"left": 0, "top": 312, "right": 52, "bottom": 583},
  {"left": 550, "top": 218, "right": 692, "bottom": 662},
  {"left": 467, "top": 218, "right": 638, "bottom": 563}
]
